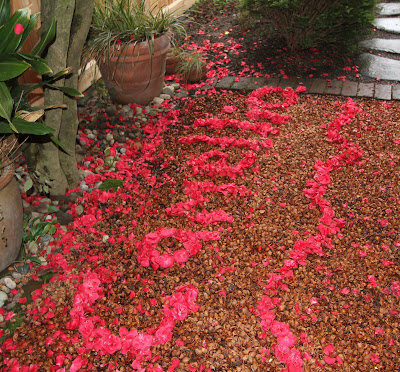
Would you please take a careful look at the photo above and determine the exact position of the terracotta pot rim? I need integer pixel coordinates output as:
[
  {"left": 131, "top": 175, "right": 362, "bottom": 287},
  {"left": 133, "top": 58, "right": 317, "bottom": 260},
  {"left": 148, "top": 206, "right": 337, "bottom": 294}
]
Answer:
[
  {"left": 166, "top": 54, "right": 181, "bottom": 63},
  {"left": 105, "top": 34, "right": 171, "bottom": 64}
]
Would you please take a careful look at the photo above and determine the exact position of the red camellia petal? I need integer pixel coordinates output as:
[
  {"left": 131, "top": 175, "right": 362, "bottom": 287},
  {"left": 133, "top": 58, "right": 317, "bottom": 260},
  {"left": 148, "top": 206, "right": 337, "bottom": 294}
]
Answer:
[
  {"left": 324, "top": 356, "right": 337, "bottom": 364},
  {"left": 14, "top": 23, "right": 24, "bottom": 35}
]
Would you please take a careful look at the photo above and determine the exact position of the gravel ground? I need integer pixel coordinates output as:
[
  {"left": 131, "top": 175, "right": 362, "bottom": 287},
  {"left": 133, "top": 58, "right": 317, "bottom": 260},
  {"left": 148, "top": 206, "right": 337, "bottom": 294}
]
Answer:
[
  {"left": 1, "top": 85, "right": 400, "bottom": 371},
  {"left": 1, "top": 2, "right": 400, "bottom": 370}
]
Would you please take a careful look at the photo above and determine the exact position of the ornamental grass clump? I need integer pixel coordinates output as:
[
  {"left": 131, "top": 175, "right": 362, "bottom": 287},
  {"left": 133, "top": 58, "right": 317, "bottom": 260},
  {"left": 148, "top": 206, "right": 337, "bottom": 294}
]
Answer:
[
  {"left": 175, "top": 50, "right": 206, "bottom": 82},
  {"left": 0, "top": 137, "right": 18, "bottom": 173},
  {"left": 239, "top": 0, "right": 378, "bottom": 51}
]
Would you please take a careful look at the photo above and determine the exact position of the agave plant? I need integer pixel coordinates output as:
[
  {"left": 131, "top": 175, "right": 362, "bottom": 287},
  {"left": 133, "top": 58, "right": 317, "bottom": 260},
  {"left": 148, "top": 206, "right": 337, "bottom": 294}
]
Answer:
[{"left": 0, "top": 0, "right": 82, "bottom": 145}]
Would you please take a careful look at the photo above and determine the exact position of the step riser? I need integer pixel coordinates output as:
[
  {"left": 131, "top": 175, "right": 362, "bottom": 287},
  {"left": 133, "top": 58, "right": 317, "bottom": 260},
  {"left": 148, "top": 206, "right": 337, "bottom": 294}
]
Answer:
[
  {"left": 357, "top": 53, "right": 400, "bottom": 81},
  {"left": 377, "top": 3, "right": 400, "bottom": 17},
  {"left": 373, "top": 18, "right": 400, "bottom": 34}
]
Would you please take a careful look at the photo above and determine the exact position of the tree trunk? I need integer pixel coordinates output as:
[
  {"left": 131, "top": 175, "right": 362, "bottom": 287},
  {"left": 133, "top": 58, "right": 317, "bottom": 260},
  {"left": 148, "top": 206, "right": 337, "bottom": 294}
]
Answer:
[
  {"left": 24, "top": 0, "right": 94, "bottom": 196},
  {"left": 59, "top": 1, "right": 94, "bottom": 187}
]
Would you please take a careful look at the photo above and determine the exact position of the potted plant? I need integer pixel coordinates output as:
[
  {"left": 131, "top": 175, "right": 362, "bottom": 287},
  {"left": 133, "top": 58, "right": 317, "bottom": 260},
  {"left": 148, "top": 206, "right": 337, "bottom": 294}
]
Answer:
[
  {"left": 175, "top": 50, "right": 207, "bottom": 83},
  {"left": 0, "top": 0, "right": 82, "bottom": 271},
  {"left": 84, "top": 0, "right": 185, "bottom": 105}
]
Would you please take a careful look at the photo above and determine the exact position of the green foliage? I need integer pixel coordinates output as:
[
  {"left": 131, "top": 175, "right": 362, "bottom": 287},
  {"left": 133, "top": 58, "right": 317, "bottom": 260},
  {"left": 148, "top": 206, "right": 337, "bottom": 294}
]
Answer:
[
  {"left": 236, "top": 9, "right": 258, "bottom": 31},
  {"left": 30, "top": 170, "right": 53, "bottom": 194},
  {"left": 20, "top": 212, "right": 57, "bottom": 263},
  {"left": 22, "top": 214, "right": 57, "bottom": 246},
  {"left": 0, "top": 0, "right": 10, "bottom": 27},
  {"left": 99, "top": 178, "right": 124, "bottom": 192},
  {"left": 92, "top": 79, "right": 110, "bottom": 108},
  {"left": 193, "top": 0, "right": 233, "bottom": 14},
  {"left": 0, "top": 314, "right": 24, "bottom": 344},
  {"left": 104, "top": 147, "right": 118, "bottom": 168},
  {"left": 0, "top": 0, "right": 82, "bottom": 138},
  {"left": 23, "top": 178, "right": 33, "bottom": 193},
  {"left": 239, "top": 0, "right": 378, "bottom": 51},
  {"left": 209, "top": 0, "right": 234, "bottom": 12},
  {"left": 216, "top": 0, "right": 233, "bottom": 11},
  {"left": 42, "top": 271, "right": 56, "bottom": 283},
  {"left": 168, "top": 46, "right": 184, "bottom": 58}
]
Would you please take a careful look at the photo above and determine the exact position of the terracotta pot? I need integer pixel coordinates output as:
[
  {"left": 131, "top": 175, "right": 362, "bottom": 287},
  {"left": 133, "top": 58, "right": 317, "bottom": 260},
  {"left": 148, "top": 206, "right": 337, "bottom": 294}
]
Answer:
[
  {"left": 185, "top": 64, "right": 207, "bottom": 83},
  {"left": 166, "top": 54, "right": 181, "bottom": 75},
  {"left": 99, "top": 35, "right": 171, "bottom": 105},
  {"left": 0, "top": 163, "right": 23, "bottom": 272}
]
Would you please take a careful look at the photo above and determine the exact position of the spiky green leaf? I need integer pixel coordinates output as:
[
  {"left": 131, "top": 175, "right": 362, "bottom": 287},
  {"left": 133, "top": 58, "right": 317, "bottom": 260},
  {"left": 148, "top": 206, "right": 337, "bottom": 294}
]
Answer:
[
  {"left": 49, "top": 133, "right": 69, "bottom": 153},
  {"left": 46, "top": 83, "right": 83, "bottom": 97},
  {"left": 28, "top": 256, "right": 42, "bottom": 265}
]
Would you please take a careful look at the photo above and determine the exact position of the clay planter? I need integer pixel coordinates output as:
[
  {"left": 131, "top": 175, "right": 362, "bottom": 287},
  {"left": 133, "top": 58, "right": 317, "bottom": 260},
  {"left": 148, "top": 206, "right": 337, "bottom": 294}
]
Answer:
[
  {"left": 185, "top": 64, "right": 207, "bottom": 83},
  {"left": 99, "top": 34, "right": 171, "bottom": 106},
  {"left": 166, "top": 54, "right": 181, "bottom": 75},
  {"left": 0, "top": 163, "right": 23, "bottom": 272}
]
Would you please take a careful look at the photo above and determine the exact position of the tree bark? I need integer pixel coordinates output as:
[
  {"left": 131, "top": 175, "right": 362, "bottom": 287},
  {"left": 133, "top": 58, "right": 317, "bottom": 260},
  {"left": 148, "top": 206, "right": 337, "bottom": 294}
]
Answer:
[
  {"left": 24, "top": 0, "right": 94, "bottom": 196},
  {"left": 59, "top": 0, "right": 94, "bottom": 187}
]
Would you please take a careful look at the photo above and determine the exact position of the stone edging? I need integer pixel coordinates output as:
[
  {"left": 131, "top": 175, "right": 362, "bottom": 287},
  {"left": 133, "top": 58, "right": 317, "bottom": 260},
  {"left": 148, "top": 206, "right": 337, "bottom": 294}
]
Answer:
[{"left": 215, "top": 76, "right": 400, "bottom": 101}]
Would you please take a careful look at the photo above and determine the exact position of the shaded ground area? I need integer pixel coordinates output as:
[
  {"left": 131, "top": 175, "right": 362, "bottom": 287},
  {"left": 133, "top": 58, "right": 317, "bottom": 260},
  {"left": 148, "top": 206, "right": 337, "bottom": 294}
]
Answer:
[
  {"left": 1, "top": 86, "right": 400, "bottom": 371},
  {"left": 178, "top": 0, "right": 376, "bottom": 83}
]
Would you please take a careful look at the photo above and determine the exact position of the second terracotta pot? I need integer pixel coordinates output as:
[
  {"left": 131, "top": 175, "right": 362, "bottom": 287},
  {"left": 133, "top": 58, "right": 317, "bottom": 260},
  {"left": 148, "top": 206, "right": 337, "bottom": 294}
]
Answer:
[
  {"left": 99, "top": 35, "right": 171, "bottom": 106},
  {"left": 0, "top": 163, "right": 23, "bottom": 272},
  {"left": 166, "top": 54, "right": 181, "bottom": 75},
  {"left": 185, "top": 65, "right": 207, "bottom": 83}
]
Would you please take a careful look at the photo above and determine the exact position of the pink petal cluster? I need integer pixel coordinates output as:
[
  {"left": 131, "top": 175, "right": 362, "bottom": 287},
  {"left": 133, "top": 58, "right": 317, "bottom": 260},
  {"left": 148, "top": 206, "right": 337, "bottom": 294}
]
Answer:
[
  {"left": 247, "top": 91, "right": 366, "bottom": 371},
  {"left": 187, "top": 149, "right": 257, "bottom": 179},
  {"left": 136, "top": 228, "right": 220, "bottom": 269},
  {"left": 193, "top": 117, "right": 278, "bottom": 137},
  {"left": 179, "top": 134, "right": 272, "bottom": 150},
  {"left": 63, "top": 272, "right": 200, "bottom": 366},
  {"left": 184, "top": 180, "right": 252, "bottom": 199}
]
